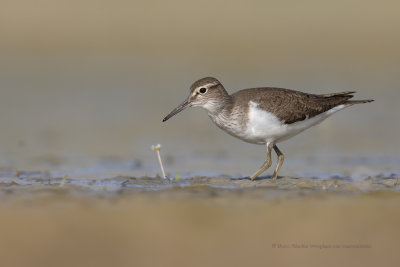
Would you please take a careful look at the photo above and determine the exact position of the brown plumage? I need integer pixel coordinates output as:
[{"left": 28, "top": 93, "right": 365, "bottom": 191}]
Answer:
[{"left": 232, "top": 88, "right": 373, "bottom": 124}]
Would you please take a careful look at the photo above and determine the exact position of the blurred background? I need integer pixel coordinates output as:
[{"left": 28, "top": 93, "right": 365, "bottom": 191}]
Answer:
[
  {"left": 1, "top": 0, "right": 399, "bottom": 176},
  {"left": 1, "top": 1, "right": 399, "bottom": 267}
]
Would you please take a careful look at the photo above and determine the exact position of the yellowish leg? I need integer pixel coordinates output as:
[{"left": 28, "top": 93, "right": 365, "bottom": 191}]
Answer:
[
  {"left": 250, "top": 145, "right": 272, "bottom": 180},
  {"left": 271, "top": 145, "right": 284, "bottom": 180}
]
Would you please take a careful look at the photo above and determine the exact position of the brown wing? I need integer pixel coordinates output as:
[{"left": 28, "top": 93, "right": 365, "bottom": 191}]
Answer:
[{"left": 233, "top": 88, "right": 355, "bottom": 124}]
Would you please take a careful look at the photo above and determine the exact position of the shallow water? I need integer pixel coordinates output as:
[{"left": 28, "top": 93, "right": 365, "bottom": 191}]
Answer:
[{"left": 1, "top": 169, "right": 400, "bottom": 196}]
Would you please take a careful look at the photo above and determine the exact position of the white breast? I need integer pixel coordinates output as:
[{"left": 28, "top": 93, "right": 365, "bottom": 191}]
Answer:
[
  {"left": 243, "top": 101, "right": 347, "bottom": 144},
  {"left": 209, "top": 109, "right": 245, "bottom": 139}
]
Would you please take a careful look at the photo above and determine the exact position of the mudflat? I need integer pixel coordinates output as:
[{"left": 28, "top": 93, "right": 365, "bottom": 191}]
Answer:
[{"left": 0, "top": 174, "right": 398, "bottom": 267}]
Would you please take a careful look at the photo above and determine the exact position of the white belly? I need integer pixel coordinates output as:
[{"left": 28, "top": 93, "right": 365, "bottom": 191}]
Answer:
[{"left": 241, "top": 101, "right": 347, "bottom": 144}]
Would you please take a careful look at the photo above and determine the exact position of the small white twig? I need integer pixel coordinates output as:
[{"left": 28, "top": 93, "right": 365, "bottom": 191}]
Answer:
[
  {"left": 152, "top": 144, "right": 167, "bottom": 179},
  {"left": 60, "top": 174, "right": 68, "bottom": 187}
]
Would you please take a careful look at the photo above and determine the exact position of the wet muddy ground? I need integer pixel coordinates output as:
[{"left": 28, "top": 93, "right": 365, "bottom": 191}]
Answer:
[
  {"left": 1, "top": 170, "right": 400, "bottom": 197},
  {"left": 0, "top": 170, "right": 399, "bottom": 267}
]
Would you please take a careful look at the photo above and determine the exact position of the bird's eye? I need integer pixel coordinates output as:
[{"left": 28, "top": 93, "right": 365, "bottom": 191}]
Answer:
[{"left": 199, "top": 87, "right": 207, "bottom": 94}]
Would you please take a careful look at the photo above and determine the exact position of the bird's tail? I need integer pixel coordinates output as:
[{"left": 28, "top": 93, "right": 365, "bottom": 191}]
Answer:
[
  {"left": 345, "top": 99, "right": 374, "bottom": 105},
  {"left": 319, "top": 91, "right": 355, "bottom": 98},
  {"left": 319, "top": 91, "right": 374, "bottom": 106}
]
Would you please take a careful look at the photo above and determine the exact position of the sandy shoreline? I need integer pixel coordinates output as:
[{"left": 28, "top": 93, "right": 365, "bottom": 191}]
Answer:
[{"left": 0, "top": 174, "right": 399, "bottom": 267}]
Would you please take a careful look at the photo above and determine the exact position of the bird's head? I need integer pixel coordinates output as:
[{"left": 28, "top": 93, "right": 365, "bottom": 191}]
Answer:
[{"left": 162, "top": 77, "right": 229, "bottom": 122}]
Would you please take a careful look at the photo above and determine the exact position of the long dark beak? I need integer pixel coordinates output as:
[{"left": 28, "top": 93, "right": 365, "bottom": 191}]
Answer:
[{"left": 162, "top": 99, "right": 191, "bottom": 122}]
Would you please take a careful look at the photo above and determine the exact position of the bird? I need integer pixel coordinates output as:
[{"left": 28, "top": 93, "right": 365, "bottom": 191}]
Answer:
[{"left": 162, "top": 77, "right": 373, "bottom": 180}]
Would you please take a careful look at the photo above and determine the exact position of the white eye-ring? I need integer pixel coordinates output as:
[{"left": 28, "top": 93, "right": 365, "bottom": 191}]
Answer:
[{"left": 199, "top": 87, "right": 207, "bottom": 94}]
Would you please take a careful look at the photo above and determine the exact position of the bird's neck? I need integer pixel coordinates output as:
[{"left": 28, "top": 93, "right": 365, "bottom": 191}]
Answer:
[{"left": 203, "top": 91, "right": 233, "bottom": 117}]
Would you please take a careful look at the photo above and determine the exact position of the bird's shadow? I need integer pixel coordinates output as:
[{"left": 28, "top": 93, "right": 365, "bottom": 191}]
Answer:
[
  {"left": 233, "top": 175, "right": 279, "bottom": 181},
  {"left": 232, "top": 175, "right": 300, "bottom": 181}
]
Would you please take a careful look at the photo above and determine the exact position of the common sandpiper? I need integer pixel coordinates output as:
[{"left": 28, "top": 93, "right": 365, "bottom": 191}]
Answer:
[{"left": 162, "top": 77, "right": 373, "bottom": 180}]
